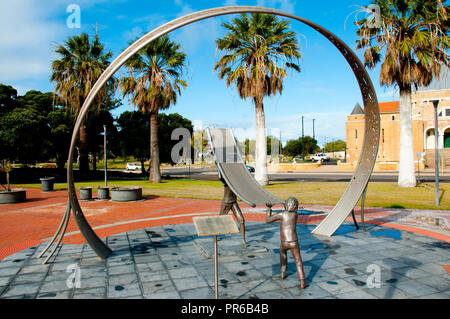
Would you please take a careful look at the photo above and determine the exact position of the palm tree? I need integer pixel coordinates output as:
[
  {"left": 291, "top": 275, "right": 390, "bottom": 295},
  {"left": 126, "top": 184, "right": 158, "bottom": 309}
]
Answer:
[
  {"left": 355, "top": 0, "right": 449, "bottom": 187},
  {"left": 214, "top": 13, "right": 301, "bottom": 185},
  {"left": 120, "top": 36, "right": 187, "bottom": 183},
  {"left": 51, "top": 33, "right": 113, "bottom": 174}
]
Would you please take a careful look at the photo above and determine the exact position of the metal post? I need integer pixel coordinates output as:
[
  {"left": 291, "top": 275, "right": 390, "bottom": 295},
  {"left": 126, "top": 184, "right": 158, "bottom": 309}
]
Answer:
[
  {"left": 313, "top": 119, "right": 315, "bottom": 141},
  {"left": 104, "top": 125, "right": 107, "bottom": 187},
  {"left": 417, "top": 152, "right": 421, "bottom": 183},
  {"left": 301, "top": 116, "right": 305, "bottom": 160},
  {"left": 214, "top": 235, "right": 219, "bottom": 299},
  {"left": 279, "top": 130, "right": 282, "bottom": 159},
  {"left": 350, "top": 209, "right": 359, "bottom": 230},
  {"left": 360, "top": 185, "right": 367, "bottom": 232},
  {"left": 432, "top": 100, "right": 440, "bottom": 206}
]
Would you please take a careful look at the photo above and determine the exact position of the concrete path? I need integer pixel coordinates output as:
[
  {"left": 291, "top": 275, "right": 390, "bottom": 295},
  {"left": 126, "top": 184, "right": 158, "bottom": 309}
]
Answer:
[{"left": 0, "top": 188, "right": 448, "bottom": 299}]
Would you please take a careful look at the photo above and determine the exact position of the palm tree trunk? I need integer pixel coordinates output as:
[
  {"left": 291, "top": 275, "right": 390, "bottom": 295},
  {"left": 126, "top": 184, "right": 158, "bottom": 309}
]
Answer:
[
  {"left": 6, "top": 171, "right": 10, "bottom": 192},
  {"left": 149, "top": 111, "right": 161, "bottom": 183},
  {"left": 398, "top": 84, "right": 416, "bottom": 187},
  {"left": 79, "top": 121, "right": 89, "bottom": 174},
  {"left": 92, "top": 152, "right": 97, "bottom": 171},
  {"left": 140, "top": 159, "right": 146, "bottom": 176},
  {"left": 254, "top": 97, "right": 268, "bottom": 186}
]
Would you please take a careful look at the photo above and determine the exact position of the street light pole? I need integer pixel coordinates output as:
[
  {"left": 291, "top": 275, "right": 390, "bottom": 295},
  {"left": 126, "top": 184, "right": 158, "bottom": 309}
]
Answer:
[
  {"left": 301, "top": 116, "right": 305, "bottom": 159},
  {"left": 313, "top": 119, "right": 315, "bottom": 141},
  {"left": 279, "top": 130, "right": 282, "bottom": 159},
  {"left": 432, "top": 100, "right": 440, "bottom": 206}
]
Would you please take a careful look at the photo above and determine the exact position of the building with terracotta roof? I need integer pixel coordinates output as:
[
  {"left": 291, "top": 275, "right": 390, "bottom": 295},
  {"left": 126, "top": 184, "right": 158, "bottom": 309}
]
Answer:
[{"left": 346, "top": 88, "right": 450, "bottom": 169}]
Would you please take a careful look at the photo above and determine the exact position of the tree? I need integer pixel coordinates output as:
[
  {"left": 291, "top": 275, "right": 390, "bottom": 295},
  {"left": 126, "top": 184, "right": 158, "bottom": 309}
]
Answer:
[
  {"left": 324, "top": 139, "right": 346, "bottom": 152},
  {"left": 51, "top": 33, "right": 113, "bottom": 174},
  {"left": 0, "top": 86, "right": 71, "bottom": 166},
  {"left": 0, "top": 107, "right": 50, "bottom": 164},
  {"left": 16, "top": 90, "right": 54, "bottom": 115},
  {"left": 356, "top": 0, "right": 449, "bottom": 187},
  {"left": 158, "top": 113, "right": 193, "bottom": 164},
  {"left": 0, "top": 84, "right": 18, "bottom": 116},
  {"left": 116, "top": 110, "right": 150, "bottom": 175},
  {"left": 47, "top": 107, "right": 74, "bottom": 169},
  {"left": 116, "top": 112, "right": 193, "bottom": 172},
  {"left": 86, "top": 108, "right": 117, "bottom": 171},
  {"left": 214, "top": 13, "right": 301, "bottom": 185},
  {"left": 283, "top": 136, "right": 318, "bottom": 157},
  {"left": 239, "top": 136, "right": 281, "bottom": 159},
  {"left": 120, "top": 35, "right": 187, "bottom": 183}
]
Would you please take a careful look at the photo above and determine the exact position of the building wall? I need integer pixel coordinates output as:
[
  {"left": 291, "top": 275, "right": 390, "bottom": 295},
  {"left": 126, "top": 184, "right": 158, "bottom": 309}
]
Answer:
[
  {"left": 345, "top": 114, "right": 365, "bottom": 164},
  {"left": 346, "top": 89, "right": 450, "bottom": 166}
]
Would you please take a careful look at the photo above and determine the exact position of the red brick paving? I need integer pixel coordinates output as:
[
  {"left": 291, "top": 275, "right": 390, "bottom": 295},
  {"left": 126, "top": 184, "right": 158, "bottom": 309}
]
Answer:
[{"left": 0, "top": 188, "right": 449, "bottom": 260}]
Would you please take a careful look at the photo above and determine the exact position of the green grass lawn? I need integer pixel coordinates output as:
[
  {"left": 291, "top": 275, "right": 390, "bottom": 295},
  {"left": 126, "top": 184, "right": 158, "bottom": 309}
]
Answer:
[{"left": 12, "top": 178, "right": 450, "bottom": 210}]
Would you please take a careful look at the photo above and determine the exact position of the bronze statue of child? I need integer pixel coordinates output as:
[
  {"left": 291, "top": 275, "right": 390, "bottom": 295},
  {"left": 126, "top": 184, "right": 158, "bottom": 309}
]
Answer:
[
  {"left": 266, "top": 197, "right": 308, "bottom": 288},
  {"left": 219, "top": 177, "right": 246, "bottom": 247}
]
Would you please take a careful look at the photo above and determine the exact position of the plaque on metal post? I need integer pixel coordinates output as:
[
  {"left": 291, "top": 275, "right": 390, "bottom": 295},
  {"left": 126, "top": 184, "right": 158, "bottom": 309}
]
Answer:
[{"left": 193, "top": 215, "right": 239, "bottom": 299}]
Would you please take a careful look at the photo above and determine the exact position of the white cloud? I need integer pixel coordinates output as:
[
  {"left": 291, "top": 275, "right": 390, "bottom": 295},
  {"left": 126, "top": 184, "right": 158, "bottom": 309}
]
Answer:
[
  {"left": 256, "top": 0, "right": 296, "bottom": 13},
  {"left": 0, "top": 1, "right": 65, "bottom": 83},
  {"left": 123, "top": 26, "right": 144, "bottom": 42},
  {"left": 0, "top": 0, "right": 127, "bottom": 86},
  {"left": 170, "top": 0, "right": 221, "bottom": 54},
  {"left": 223, "top": 0, "right": 239, "bottom": 6}
]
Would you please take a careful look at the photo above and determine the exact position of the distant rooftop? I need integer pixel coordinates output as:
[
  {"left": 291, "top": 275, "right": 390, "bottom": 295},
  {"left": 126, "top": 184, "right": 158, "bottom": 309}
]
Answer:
[
  {"left": 350, "top": 103, "right": 365, "bottom": 115},
  {"left": 379, "top": 101, "right": 399, "bottom": 113},
  {"left": 350, "top": 101, "right": 400, "bottom": 115}
]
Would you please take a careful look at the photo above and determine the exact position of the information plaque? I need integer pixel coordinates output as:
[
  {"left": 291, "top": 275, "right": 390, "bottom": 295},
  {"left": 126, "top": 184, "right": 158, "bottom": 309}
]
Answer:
[{"left": 193, "top": 215, "right": 239, "bottom": 299}]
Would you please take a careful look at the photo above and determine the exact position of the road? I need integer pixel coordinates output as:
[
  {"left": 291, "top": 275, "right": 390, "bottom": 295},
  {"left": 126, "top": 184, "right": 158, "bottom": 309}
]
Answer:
[{"left": 158, "top": 165, "right": 450, "bottom": 183}]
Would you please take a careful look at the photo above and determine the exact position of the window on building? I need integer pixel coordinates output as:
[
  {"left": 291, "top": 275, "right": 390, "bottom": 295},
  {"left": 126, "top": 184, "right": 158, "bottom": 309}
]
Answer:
[
  {"left": 446, "top": 109, "right": 450, "bottom": 117},
  {"left": 382, "top": 129, "right": 385, "bottom": 143},
  {"left": 392, "top": 115, "right": 395, "bottom": 120}
]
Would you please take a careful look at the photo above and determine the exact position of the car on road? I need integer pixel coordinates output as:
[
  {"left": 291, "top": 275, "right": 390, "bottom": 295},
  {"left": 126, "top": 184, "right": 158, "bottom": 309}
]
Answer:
[
  {"left": 125, "top": 163, "right": 142, "bottom": 171},
  {"left": 311, "top": 153, "right": 330, "bottom": 162},
  {"left": 246, "top": 165, "right": 255, "bottom": 173}
]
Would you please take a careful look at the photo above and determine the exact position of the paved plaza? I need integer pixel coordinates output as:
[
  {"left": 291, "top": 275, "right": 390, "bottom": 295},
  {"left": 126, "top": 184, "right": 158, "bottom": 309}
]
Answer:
[{"left": 0, "top": 220, "right": 449, "bottom": 299}]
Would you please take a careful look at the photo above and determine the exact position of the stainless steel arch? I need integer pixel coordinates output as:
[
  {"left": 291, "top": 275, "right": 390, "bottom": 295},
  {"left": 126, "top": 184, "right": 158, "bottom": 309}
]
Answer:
[{"left": 48, "top": 5, "right": 379, "bottom": 260}]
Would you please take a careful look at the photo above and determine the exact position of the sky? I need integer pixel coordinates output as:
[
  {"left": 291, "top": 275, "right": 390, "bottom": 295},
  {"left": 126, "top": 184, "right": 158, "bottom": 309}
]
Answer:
[{"left": 0, "top": 0, "right": 400, "bottom": 147}]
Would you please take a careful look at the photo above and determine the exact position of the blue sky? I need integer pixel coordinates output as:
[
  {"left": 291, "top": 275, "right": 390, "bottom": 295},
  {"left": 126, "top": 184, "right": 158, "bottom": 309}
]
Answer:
[{"left": 0, "top": 0, "right": 399, "bottom": 146}]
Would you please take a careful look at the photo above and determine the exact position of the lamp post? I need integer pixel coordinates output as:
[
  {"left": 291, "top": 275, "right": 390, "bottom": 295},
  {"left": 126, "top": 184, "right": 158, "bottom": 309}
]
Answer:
[
  {"left": 301, "top": 116, "right": 305, "bottom": 160},
  {"left": 313, "top": 118, "right": 315, "bottom": 140},
  {"left": 432, "top": 100, "right": 440, "bottom": 206}
]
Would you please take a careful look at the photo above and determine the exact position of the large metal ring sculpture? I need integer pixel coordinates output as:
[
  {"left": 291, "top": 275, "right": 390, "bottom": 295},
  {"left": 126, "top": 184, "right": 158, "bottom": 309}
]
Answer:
[{"left": 40, "top": 6, "right": 380, "bottom": 262}]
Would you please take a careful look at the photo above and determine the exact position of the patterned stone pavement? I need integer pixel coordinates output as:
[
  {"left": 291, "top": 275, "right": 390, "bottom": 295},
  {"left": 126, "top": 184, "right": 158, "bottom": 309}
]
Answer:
[{"left": 0, "top": 221, "right": 448, "bottom": 299}]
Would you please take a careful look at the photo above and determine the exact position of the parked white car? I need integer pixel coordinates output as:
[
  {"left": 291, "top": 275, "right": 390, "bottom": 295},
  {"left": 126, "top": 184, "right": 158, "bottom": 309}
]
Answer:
[
  {"left": 311, "top": 153, "right": 330, "bottom": 162},
  {"left": 125, "top": 163, "right": 142, "bottom": 171}
]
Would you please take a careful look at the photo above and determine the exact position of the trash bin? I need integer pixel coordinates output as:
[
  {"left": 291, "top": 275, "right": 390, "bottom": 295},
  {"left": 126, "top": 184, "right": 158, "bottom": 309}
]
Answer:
[
  {"left": 97, "top": 187, "right": 110, "bottom": 200},
  {"left": 40, "top": 177, "right": 55, "bottom": 192},
  {"left": 80, "top": 187, "right": 92, "bottom": 200}
]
